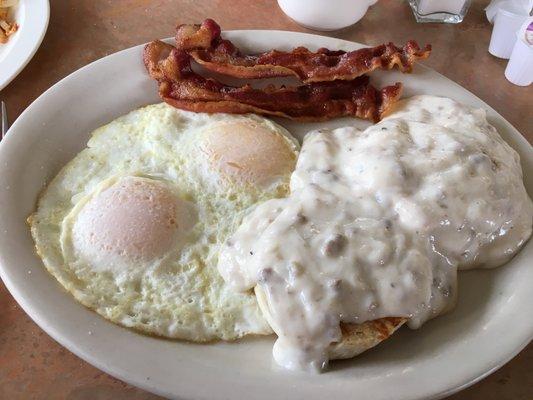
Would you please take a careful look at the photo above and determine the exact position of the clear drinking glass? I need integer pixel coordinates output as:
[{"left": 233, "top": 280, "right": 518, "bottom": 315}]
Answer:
[{"left": 408, "top": 0, "right": 472, "bottom": 23}]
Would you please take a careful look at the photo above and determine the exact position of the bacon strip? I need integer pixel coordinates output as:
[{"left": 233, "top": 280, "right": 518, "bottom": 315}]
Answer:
[
  {"left": 175, "top": 19, "right": 431, "bottom": 83},
  {"left": 144, "top": 41, "right": 402, "bottom": 122}
]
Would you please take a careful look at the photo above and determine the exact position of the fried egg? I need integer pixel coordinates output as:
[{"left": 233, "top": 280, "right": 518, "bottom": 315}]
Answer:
[{"left": 29, "top": 103, "right": 299, "bottom": 341}]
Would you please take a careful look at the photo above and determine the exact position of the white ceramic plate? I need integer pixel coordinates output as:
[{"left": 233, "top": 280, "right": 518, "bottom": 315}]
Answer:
[
  {"left": 0, "top": 31, "right": 532, "bottom": 400},
  {"left": 0, "top": 0, "right": 49, "bottom": 90}
]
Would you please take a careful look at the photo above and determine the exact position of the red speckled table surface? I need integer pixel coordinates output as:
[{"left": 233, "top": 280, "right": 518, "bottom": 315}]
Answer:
[{"left": 0, "top": 1, "right": 531, "bottom": 399}]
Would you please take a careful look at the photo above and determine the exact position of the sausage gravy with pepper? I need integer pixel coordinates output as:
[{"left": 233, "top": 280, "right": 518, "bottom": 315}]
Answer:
[{"left": 217, "top": 96, "right": 533, "bottom": 372}]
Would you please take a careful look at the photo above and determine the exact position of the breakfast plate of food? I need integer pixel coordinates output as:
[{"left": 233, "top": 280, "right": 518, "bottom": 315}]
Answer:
[
  {"left": 0, "top": 0, "right": 49, "bottom": 90},
  {"left": 0, "top": 19, "right": 531, "bottom": 400}
]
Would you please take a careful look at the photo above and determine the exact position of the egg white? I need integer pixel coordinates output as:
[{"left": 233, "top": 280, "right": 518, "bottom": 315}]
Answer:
[{"left": 29, "top": 103, "right": 299, "bottom": 341}]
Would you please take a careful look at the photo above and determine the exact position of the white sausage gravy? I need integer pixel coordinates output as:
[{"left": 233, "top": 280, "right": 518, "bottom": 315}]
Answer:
[{"left": 217, "top": 96, "right": 533, "bottom": 372}]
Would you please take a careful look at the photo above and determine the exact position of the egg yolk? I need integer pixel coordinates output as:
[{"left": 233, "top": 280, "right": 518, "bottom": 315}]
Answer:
[
  {"left": 72, "top": 176, "right": 193, "bottom": 266},
  {"left": 200, "top": 121, "right": 297, "bottom": 187}
]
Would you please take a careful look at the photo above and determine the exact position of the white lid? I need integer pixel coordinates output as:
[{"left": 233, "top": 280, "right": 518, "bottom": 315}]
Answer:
[
  {"left": 486, "top": 0, "right": 533, "bottom": 24},
  {"left": 516, "top": 17, "right": 533, "bottom": 45}
]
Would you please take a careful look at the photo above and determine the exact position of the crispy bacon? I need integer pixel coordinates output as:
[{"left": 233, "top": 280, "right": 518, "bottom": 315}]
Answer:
[
  {"left": 175, "top": 19, "right": 431, "bottom": 83},
  {"left": 144, "top": 40, "right": 402, "bottom": 122}
]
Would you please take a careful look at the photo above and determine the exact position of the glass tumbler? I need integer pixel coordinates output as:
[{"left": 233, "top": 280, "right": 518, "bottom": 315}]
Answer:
[{"left": 408, "top": 0, "right": 472, "bottom": 23}]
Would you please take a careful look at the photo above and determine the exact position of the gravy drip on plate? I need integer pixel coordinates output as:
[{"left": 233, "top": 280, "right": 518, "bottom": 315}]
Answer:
[{"left": 217, "top": 96, "right": 533, "bottom": 372}]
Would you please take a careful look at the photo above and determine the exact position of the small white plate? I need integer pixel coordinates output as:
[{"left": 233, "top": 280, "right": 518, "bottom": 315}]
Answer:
[
  {"left": 0, "top": 0, "right": 49, "bottom": 90},
  {"left": 0, "top": 31, "right": 531, "bottom": 400}
]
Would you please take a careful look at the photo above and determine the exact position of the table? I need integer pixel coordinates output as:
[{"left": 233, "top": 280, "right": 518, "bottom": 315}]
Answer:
[{"left": 1, "top": 1, "right": 531, "bottom": 399}]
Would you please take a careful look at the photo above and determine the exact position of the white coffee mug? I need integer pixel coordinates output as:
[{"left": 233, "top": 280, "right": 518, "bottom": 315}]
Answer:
[{"left": 278, "top": 0, "right": 378, "bottom": 31}]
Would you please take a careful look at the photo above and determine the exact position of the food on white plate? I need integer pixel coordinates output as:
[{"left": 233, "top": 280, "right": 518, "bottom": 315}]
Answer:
[
  {"left": 29, "top": 104, "right": 299, "bottom": 341},
  {"left": 28, "top": 22, "right": 531, "bottom": 375},
  {"left": 218, "top": 95, "right": 533, "bottom": 371},
  {"left": 0, "top": 0, "right": 18, "bottom": 44}
]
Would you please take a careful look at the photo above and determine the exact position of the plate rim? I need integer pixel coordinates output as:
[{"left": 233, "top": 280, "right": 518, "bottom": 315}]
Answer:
[
  {"left": 0, "top": 0, "right": 50, "bottom": 90},
  {"left": 0, "top": 29, "right": 532, "bottom": 400}
]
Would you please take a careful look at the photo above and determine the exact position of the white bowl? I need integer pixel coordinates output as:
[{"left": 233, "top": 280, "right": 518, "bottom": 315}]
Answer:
[{"left": 278, "top": 0, "right": 378, "bottom": 31}]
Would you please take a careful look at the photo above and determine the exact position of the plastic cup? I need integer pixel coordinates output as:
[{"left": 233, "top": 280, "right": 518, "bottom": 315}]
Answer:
[
  {"left": 489, "top": 9, "right": 528, "bottom": 59},
  {"left": 505, "top": 21, "right": 533, "bottom": 86}
]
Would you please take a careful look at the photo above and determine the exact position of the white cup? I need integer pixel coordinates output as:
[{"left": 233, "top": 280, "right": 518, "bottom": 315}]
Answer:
[
  {"left": 277, "top": 0, "right": 378, "bottom": 31},
  {"left": 488, "top": 8, "right": 529, "bottom": 59},
  {"left": 505, "top": 20, "right": 533, "bottom": 86}
]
